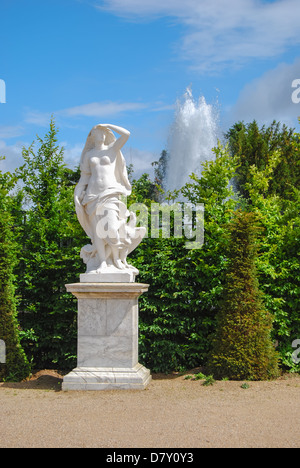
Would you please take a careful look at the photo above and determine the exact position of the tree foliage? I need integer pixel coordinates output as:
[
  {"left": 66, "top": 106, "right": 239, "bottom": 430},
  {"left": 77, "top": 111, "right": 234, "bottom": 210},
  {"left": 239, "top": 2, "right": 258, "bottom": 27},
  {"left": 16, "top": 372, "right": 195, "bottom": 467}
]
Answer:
[
  {"left": 0, "top": 166, "right": 31, "bottom": 381},
  {"left": 225, "top": 120, "right": 299, "bottom": 199},
  {"left": 207, "top": 210, "right": 280, "bottom": 380},
  {"left": 244, "top": 150, "right": 300, "bottom": 371},
  {"left": 224, "top": 119, "right": 300, "bottom": 372},
  {"left": 0, "top": 117, "right": 298, "bottom": 377},
  {"left": 14, "top": 121, "right": 86, "bottom": 369},
  {"left": 131, "top": 144, "right": 239, "bottom": 372}
]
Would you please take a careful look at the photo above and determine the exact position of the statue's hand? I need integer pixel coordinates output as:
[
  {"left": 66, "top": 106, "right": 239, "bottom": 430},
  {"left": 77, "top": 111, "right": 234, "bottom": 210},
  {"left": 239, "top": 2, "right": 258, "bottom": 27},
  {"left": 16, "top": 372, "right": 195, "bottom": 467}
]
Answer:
[
  {"left": 75, "top": 190, "right": 85, "bottom": 205},
  {"left": 79, "top": 190, "right": 86, "bottom": 203}
]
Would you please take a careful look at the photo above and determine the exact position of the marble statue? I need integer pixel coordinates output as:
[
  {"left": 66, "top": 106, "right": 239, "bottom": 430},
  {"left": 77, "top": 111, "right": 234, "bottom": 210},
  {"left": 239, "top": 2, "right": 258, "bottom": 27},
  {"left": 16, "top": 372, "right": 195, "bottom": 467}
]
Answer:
[{"left": 75, "top": 124, "right": 146, "bottom": 280}]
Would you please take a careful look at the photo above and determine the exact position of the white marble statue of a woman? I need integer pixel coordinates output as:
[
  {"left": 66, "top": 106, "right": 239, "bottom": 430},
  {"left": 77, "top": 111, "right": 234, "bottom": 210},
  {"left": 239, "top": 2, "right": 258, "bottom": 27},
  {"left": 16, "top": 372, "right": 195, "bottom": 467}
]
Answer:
[{"left": 75, "top": 124, "right": 146, "bottom": 282}]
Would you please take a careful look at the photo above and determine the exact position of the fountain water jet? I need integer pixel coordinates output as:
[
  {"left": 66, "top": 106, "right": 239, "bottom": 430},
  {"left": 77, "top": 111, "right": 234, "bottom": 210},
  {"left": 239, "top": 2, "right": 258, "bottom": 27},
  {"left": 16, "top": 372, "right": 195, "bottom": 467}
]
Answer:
[{"left": 166, "top": 88, "right": 219, "bottom": 193}]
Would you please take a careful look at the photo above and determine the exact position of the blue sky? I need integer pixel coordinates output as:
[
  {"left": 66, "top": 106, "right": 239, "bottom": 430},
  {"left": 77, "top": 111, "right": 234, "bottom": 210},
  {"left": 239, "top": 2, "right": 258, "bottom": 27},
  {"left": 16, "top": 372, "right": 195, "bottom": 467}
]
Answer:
[{"left": 1, "top": 0, "right": 300, "bottom": 176}]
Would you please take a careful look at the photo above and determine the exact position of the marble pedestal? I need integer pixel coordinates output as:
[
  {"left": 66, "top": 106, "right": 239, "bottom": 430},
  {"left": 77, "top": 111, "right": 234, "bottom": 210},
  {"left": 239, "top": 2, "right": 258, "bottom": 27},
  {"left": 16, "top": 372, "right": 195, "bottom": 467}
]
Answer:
[{"left": 62, "top": 282, "right": 151, "bottom": 391}]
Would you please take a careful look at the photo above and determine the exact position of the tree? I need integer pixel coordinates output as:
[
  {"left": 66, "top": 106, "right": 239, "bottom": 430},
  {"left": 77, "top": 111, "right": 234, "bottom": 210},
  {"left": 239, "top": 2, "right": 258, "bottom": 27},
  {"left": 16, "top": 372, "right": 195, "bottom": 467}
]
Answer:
[
  {"left": 224, "top": 121, "right": 300, "bottom": 372},
  {"left": 0, "top": 166, "right": 31, "bottom": 381},
  {"left": 152, "top": 149, "right": 169, "bottom": 201},
  {"left": 14, "top": 120, "right": 85, "bottom": 369},
  {"left": 128, "top": 173, "right": 157, "bottom": 205},
  {"left": 131, "top": 144, "right": 239, "bottom": 373},
  {"left": 0, "top": 115, "right": 296, "bottom": 377},
  {"left": 207, "top": 209, "right": 280, "bottom": 380},
  {"left": 225, "top": 120, "right": 299, "bottom": 200},
  {"left": 244, "top": 150, "right": 300, "bottom": 372}
]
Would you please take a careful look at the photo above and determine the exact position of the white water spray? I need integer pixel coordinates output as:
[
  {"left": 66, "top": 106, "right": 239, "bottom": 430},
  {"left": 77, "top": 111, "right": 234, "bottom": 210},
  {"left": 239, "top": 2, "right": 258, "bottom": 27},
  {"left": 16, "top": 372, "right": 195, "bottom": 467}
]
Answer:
[{"left": 166, "top": 88, "right": 219, "bottom": 192}]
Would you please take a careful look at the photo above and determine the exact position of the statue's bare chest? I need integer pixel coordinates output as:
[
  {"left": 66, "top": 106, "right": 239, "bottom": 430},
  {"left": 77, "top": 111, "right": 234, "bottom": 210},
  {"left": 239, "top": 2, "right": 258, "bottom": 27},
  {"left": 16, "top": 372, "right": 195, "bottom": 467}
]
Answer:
[{"left": 89, "top": 153, "right": 111, "bottom": 168}]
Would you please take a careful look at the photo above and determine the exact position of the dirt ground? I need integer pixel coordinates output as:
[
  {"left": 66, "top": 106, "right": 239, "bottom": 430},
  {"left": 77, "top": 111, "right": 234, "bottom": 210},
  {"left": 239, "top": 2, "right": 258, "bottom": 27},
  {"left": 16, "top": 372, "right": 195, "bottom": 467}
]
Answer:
[{"left": 0, "top": 369, "right": 299, "bottom": 448}]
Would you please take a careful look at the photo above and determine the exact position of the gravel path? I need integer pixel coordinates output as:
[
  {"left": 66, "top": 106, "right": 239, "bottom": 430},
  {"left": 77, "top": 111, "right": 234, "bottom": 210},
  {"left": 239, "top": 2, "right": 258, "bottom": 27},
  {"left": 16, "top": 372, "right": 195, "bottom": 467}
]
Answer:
[{"left": 0, "top": 370, "right": 299, "bottom": 448}]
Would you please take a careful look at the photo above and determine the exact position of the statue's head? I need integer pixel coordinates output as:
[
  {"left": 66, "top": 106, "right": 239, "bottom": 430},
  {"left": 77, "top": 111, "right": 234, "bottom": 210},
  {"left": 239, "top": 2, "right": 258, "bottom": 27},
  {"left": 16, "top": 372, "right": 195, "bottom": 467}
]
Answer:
[
  {"left": 89, "top": 124, "right": 115, "bottom": 146},
  {"left": 81, "top": 125, "right": 116, "bottom": 158}
]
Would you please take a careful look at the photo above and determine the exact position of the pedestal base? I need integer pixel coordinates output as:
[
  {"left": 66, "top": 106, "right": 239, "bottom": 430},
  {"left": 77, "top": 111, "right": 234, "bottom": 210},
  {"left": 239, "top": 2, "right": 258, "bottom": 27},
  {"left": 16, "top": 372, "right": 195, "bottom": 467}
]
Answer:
[
  {"left": 62, "top": 282, "right": 151, "bottom": 391},
  {"left": 62, "top": 363, "right": 151, "bottom": 391}
]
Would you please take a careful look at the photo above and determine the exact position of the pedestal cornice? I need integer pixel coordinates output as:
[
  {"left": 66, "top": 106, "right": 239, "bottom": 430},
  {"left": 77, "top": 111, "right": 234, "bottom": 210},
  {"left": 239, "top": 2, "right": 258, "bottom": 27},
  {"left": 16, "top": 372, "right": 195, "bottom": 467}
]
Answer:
[{"left": 65, "top": 282, "right": 149, "bottom": 299}]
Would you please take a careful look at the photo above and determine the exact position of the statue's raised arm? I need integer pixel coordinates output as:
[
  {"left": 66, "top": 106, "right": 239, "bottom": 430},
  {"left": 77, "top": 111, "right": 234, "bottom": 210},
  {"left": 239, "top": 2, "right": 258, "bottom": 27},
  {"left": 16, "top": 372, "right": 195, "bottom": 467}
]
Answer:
[{"left": 102, "top": 123, "right": 130, "bottom": 152}]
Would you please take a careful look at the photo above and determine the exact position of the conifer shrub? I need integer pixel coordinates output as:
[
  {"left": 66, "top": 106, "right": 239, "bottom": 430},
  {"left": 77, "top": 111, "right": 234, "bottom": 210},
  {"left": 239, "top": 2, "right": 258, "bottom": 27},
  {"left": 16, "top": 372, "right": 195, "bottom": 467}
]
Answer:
[
  {"left": 0, "top": 210, "right": 31, "bottom": 381},
  {"left": 206, "top": 209, "right": 280, "bottom": 380}
]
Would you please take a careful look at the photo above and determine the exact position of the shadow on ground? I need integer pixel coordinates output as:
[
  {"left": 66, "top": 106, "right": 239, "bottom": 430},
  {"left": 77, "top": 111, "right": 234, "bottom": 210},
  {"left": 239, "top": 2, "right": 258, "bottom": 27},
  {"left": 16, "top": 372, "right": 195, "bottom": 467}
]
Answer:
[
  {"left": 0, "top": 370, "right": 65, "bottom": 392},
  {"left": 0, "top": 367, "right": 205, "bottom": 392}
]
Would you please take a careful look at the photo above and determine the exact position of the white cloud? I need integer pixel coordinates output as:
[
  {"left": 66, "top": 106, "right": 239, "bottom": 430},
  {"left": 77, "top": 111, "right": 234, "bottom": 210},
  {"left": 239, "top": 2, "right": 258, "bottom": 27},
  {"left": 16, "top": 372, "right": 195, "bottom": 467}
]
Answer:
[
  {"left": 123, "top": 147, "right": 156, "bottom": 178},
  {"left": 96, "top": 0, "right": 189, "bottom": 17},
  {"left": 231, "top": 58, "right": 300, "bottom": 127},
  {"left": 62, "top": 142, "right": 84, "bottom": 169},
  {"left": 23, "top": 101, "right": 148, "bottom": 127},
  {"left": 0, "top": 126, "right": 24, "bottom": 139},
  {"left": 61, "top": 101, "right": 147, "bottom": 117},
  {"left": 151, "top": 103, "right": 176, "bottom": 112},
  {"left": 24, "top": 110, "right": 52, "bottom": 127},
  {"left": 0, "top": 140, "right": 24, "bottom": 173},
  {"left": 98, "top": 0, "right": 300, "bottom": 72}
]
